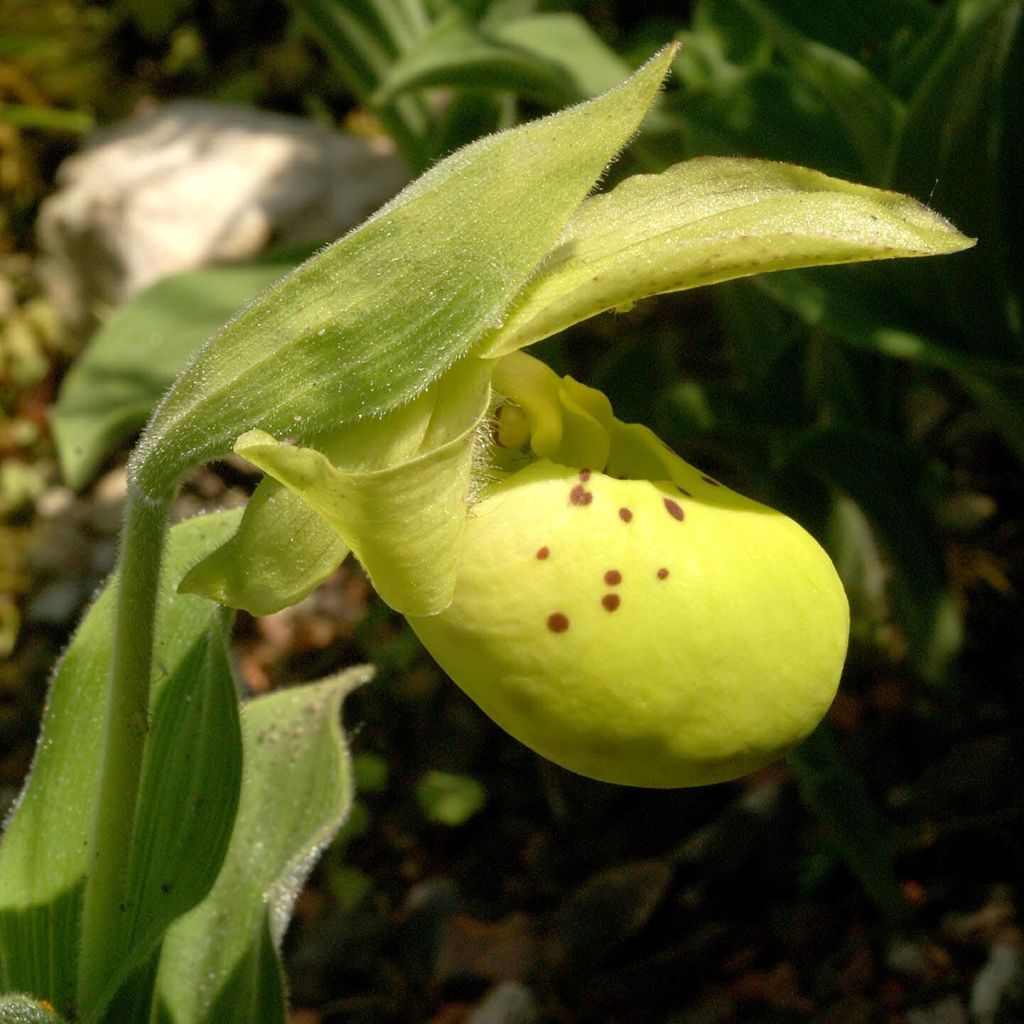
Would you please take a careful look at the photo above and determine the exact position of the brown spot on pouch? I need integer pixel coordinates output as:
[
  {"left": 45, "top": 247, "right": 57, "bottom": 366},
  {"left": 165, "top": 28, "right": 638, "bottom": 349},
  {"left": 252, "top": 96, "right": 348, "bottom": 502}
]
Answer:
[
  {"left": 663, "top": 498, "right": 684, "bottom": 521},
  {"left": 547, "top": 613, "right": 570, "bottom": 633}
]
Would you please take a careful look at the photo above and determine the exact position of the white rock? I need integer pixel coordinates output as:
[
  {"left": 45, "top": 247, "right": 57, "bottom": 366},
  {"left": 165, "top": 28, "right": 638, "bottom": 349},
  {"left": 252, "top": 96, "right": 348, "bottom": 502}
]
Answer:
[
  {"left": 466, "top": 982, "right": 538, "bottom": 1024},
  {"left": 36, "top": 101, "right": 407, "bottom": 336}
]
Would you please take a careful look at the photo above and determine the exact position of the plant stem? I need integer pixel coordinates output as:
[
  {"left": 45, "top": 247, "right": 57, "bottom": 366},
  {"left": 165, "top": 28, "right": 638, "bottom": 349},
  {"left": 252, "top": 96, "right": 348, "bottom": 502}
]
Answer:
[{"left": 76, "top": 487, "right": 171, "bottom": 1014}]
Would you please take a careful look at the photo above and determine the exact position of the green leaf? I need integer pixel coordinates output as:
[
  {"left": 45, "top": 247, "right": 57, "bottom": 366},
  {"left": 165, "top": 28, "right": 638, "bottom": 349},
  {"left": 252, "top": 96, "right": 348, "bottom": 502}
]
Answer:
[
  {"left": 133, "top": 46, "right": 677, "bottom": 498},
  {"left": 97, "top": 953, "right": 160, "bottom": 1024},
  {"left": 286, "top": 0, "right": 431, "bottom": 169},
  {"left": 753, "top": 268, "right": 1024, "bottom": 468},
  {"left": 670, "top": 42, "right": 866, "bottom": 178},
  {"left": 483, "top": 157, "right": 974, "bottom": 357},
  {"left": 0, "top": 104, "right": 93, "bottom": 133},
  {"left": 787, "top": 725, "right": 907, "bottom": 923},
  {"left": 374, "top": 10, "right": 577, "bottom": 105},
  {"left": 745, "top": 0, "right": 933, "bottom": 67},
  {"left": 0, "top": 995, "right": 65, "bottom": 1023},
  {"left": 154, "top": 667, "right": 371, "bottom": 1024},
  {"left": 86, "top": 620, "right": 244, "bottom": 1014},
  {"left": 737, "top": 0, "right": 904, "bottom": 181},
  {"left": 886, "top": 0, "right": 1022, "bottom": 357},
  {"left": 51, "top": 256, "right": 303, "bottom": 490},
  {"left": 415, "top": 771, "right": 487, "bottom": 826},
  {"left": 781, "top": 425, "right": 960, "bottom": 680},
  {"left": 0, "top": 512, "right": 242, "bottom": 1014},
  {"left": 227, "top": 357, "right": 490, "bottom": 616},
  {"left": 489, "top": 13, "right": 632, "bottom": 98}
]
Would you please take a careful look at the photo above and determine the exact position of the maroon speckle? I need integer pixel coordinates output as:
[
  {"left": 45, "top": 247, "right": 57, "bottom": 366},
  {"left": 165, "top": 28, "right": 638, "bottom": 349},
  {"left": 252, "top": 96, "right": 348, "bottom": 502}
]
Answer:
[
  {"left": 604, "top": 570, "right": 622, "bottom": 586},
  {"left": 570, "top": 485, "right": 593, "bottom": 507},
  {"left": 618, "top": 507, "right": 633, "bottom": 523},
  {"left": 663, "top": 498, "right": 685, "bottom": 521},
  {"left": 547, "top": 612, "right": 570, "bottom": 633},
  {"left": 536, "top": 546, "right": 550, "bottom": 560},
  {"left": 677, "top": 485, "right": 693, "bottom": 497},
  {"left": 657, "top": 568, "right": 669, "bottom": 580},
  {"left": 701, "top": 475, "right": 721, "bottom": 487},
  {"left": 601, "top": 594, "right": 621, "bottom": 612},
  {"left": 579, "top": 469, "right": 592, "bottom": 482}
]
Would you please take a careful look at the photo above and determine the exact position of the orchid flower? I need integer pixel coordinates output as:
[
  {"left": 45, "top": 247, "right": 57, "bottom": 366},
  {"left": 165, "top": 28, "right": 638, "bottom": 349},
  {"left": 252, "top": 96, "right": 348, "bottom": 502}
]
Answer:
[{"left": 146, "top": 50, "right": 971, "bottom": 787}]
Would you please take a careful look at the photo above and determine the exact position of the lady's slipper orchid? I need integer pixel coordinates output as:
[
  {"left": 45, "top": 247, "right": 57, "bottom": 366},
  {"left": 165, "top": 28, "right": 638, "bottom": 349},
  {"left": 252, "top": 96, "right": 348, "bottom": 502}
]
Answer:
[
  {"left": 407, "top": 353, "right": 848, "bottom": 787},
  {"left": 168, "top": 89, "right": 969, "bottom": 788}
]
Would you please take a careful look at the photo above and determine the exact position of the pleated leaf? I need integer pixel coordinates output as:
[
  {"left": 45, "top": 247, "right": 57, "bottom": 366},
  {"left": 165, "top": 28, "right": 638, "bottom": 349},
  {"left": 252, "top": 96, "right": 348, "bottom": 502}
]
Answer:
[
  {"left": 154, "top": 668, "right": 371, "bottom": 1024},
  {"left": 85, "top": 620, "right": 244, "bottom": 1016},
  {"left": 0, "top": 513, "right": 242, "bottom": 1015}
]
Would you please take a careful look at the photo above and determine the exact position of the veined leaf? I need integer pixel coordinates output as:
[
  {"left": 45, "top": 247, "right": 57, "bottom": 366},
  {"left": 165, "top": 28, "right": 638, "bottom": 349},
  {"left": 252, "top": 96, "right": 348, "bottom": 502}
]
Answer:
[
  {"left": 483, "top": 156, "right": 974, "bottom": 357},
  {"left": 0, "top": 513, "right": 242, "bottom": 1015},
  {"left": 490, "top": 13, "right": 632, "bottom": 98},
  {"left": 374, "top": 10, "right": 577, "bottom": 105},
  {"left": 286, "top": 0, "right": 432, "bottom": 169},
  {"left": 886, "top": 0, "right": 1022, "bottom": 357},
  {"left": 744, "top": 0, "right": 933, "bottom": 67},
  {"left": 788, "top": 725, "right": 907, "bottom": 923},
  {"left": 753, "top": 267, "right": 1024, "bottom": 468},
  {"left": 737, "top": 0, "right": 904, "bottom": 181},
  {"left": 781, "top": 425, "right": 960, "bottom": 681},
  {"left": 133, "top": 46, "right": 677, "bottom": 498},
  {"left": 154, "top": 668, "right": 371, "bottom": 1024},
  {"left": 51, "top": 256, "right": 305, "bottom": 491}
]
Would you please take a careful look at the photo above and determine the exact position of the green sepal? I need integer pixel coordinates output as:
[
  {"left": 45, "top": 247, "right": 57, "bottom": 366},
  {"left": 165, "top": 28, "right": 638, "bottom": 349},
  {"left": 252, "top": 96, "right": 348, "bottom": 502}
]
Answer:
[
  {"left": 482, "top": 156, "right": 974, "bottom": 357},
  {"left": 179, "top": 480, "right": 349, "bottom": 616}
]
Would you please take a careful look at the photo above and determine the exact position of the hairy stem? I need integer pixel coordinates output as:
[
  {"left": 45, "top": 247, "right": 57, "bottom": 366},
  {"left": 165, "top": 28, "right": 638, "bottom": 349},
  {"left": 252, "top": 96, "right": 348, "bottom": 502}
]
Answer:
[{"left": 76, "top": 488, "right": 171, "bottom": 1015}]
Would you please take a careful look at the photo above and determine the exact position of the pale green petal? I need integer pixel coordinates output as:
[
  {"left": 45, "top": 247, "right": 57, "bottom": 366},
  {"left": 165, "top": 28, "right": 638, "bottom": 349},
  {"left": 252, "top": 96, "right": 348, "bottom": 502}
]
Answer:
[
  {"left": 179, "top": 480, "right": 349, "bottom": 617},
  {"left": 182, "top": 360, "right": 490, "bottom": 615},
  {"left": 231, "top": 361, "right": 491, "bottom": 616},
  {"left": 483, "top": 156, "right": 975, "bottom": 356}
]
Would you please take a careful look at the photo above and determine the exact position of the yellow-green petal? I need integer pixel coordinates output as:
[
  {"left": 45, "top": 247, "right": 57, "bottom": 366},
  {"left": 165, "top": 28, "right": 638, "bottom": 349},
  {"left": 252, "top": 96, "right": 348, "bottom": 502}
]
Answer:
[
  {"left": 483, "top": 157, "right": 975, "bottom": 356},
  {"left": 230, "top": 360, "right": 491, "bottom": 617}
]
